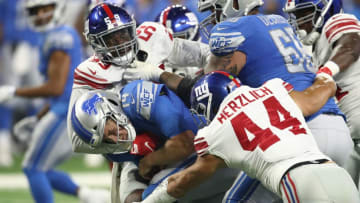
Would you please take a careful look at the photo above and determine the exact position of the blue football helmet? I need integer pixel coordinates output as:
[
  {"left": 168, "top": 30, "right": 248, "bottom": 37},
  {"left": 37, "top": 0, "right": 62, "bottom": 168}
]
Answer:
[
  {"left": 283, "top": 0, "right": 343, "bottom": 45},
  {"left": 156, "top": 5, "right": 200, "bottom": 41},
  {"left": 71, "top": 90, "right": 136, "bottom": 151},
  {"left": 84, "top": 3, "right": 137, "bottom": 66},
  {"left": 190, "top": 71, "right": 241, "bottom": 123}
]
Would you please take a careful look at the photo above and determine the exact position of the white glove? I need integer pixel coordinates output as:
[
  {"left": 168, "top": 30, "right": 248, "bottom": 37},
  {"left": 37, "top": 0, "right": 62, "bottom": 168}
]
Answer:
[
  {"left": 0, "top": 85, "right": 16, "bottom": 103},
  {"left": 13, "top": 116, "right": 37, "bottom": 145},
  {"left": 123, "top": 61, "right": 164, "bottom": 82}
]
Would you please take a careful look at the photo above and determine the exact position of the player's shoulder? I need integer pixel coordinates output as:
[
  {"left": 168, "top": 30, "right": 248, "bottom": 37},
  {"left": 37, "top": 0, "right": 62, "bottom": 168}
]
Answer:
[
  {"left": 262, "top": 78, "right": 293, "bottom": 93},
  {"left": 323, "top": 13, "right": 360, "bottom": 43},
  {"left": 73, "top": 56, "right": 114, "bottom": 88},
  {"left": 324, "top": 13, "right": 358, "bottom": 28},
  {"left": 44, "top": 25, "right": 79, "bottom": 51},
  {"left": 209, "top": 21, "right": 246, "bottom": 56},
  {"left": 121, "top": 80, "right": 165, "bottom": 120}
]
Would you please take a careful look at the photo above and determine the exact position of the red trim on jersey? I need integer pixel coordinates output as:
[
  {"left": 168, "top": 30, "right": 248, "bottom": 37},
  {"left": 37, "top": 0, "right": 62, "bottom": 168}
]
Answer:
[
  {"left": 336, "top": 86, "right": 349, "bottom": 101},
  {"left": 194, "top": 141, "right": 209, "bottom": 153},
  {"left": 281, "top": 181, "right": 291, "bottom": 203},
  {"left": 89, "top": 57, "right": 111, "bottom": 70},
  {"left": 324, "top": 18, "right": 357, "bottom": 30},
  {"left": 101, "top": 3, "right": 116, "bottom": 23},
  {"left": 98, "top": 62, "right": 111, "bottom": 70},
  {"left": 159, "top": 63, "right": 165, "bottom": 70},
  {"left": 287, "top": 173, "right": 300, "bottom": 203},
  {"left": 328, "top": 26, "right": 360, "bottom": 42},
  {"left": 75, "top": 69, "right": 108, "bottom": 82},
  {"left": 282, "top": 81, "right": 293, "bottom": 92},
  {"left": 73, "top": 79, "right": 111, "bottom": 89},
  {"left": 325, "top": 20, "right": 359, "bottom": 39},
  {"left": 194, "top": 137, "right": 205, "bottom": 142}
]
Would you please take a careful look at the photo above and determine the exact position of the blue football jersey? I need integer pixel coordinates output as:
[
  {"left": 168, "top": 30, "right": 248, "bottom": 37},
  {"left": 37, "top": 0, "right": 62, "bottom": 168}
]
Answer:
[
  {"left": 209, "top": 14, "right": 342, "bottom": 120},
  {"left": 38, "top": 25, "right": 82, "bottom": 116},
  {"left": 120, "top": 80, "right": 201, "bottom": 140}
]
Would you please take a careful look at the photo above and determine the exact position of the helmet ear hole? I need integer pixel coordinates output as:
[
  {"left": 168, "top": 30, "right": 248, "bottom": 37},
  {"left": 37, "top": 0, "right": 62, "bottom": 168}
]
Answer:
[{"left": 136, "top": 50, "right": 148, "bottom": 62}]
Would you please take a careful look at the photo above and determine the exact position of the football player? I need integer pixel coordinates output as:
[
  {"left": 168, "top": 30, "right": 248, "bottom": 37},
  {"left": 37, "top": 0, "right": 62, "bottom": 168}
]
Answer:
[
  {"left": 284, "top": 0, "right": 360, "bottom": 188},
  {"left": 71, "top": 80, "right": 239, "bottom": 203},
  {"left": 140, "top": 71, "right": 360, "bottom": 203},
  {"left": 0, "top": 0, "right": 109, "bottom": 202}
]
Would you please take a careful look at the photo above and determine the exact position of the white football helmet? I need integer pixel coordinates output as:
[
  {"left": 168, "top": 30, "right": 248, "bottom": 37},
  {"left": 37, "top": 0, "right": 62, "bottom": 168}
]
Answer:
[
  {"left": 71, "top": 90, "right": 136, "bottom": 151},
  {"left": 25, "top": 0, "right": 66, "bottom": 32},
  {"left": 221, "top": 0, "right": 264, "bottom": 21}
]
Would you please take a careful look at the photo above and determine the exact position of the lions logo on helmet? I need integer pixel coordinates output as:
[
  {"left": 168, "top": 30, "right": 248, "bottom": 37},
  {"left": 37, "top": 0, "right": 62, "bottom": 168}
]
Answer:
[
  {"left": 71, "top": 90, "right": 136, "bottom": 151},
  {"left": 85, "top": 3, "right": 138, "bottom": 66}
]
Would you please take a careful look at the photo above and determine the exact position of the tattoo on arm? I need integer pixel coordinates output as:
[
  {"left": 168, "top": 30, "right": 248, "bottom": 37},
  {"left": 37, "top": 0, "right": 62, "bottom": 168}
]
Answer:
[{"left": 206, "top": 53, "right": 239, "bottom": 74}]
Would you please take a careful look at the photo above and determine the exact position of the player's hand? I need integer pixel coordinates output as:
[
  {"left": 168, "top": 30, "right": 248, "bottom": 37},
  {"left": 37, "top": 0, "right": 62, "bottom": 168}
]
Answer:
[
  {"left": 13, "top": 116, "right": 37, "bottom": 144},
  {"left": 123, "top": 61, "right": 164, "bottom": 82},
  {"left": 138, "top": 156, "right": 162, "bottom": 180},
  {"left": 0, "top": 85, "right": 16, "bottom": 103}
]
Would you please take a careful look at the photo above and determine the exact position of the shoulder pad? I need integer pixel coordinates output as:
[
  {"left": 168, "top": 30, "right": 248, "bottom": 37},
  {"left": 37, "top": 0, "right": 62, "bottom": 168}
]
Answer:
[
  {"left": 137, "top": 21, "right": 174, "bottom": 66},
  {"left": 43, "top": 29, "right": 74, "bottom": 53},
  {"left": 323, "top": 13, "right": 360, "bottom": 44}
]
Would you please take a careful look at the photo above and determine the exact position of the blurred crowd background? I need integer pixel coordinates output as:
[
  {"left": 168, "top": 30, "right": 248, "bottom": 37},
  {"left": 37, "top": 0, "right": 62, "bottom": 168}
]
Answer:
[{"left": 0, "top": 0, "right": 358, "bottom": 201}]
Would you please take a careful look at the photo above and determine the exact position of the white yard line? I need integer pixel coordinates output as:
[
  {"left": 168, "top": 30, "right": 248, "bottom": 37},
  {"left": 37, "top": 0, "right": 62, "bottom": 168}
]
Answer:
[{"left": 0, "top": 172, "right": 112, "bottom": 189}]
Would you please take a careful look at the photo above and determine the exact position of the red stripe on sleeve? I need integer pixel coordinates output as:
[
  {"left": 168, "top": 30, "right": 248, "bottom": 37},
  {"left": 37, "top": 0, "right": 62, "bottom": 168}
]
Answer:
[
  {"left": 74, "top": 73, "right": 111, "bottom": 89},
  {"left": 325, "top": 20, "right": 359, "bottom": 39},
  {"left": 75, "top": 69, "right": 108, "bottom": 82},
  {"left": 328, "top": 26, "right": 360, "bottom": 42},
  {"left": 194, "top": 141, "right": 209, "bottom": 153}
]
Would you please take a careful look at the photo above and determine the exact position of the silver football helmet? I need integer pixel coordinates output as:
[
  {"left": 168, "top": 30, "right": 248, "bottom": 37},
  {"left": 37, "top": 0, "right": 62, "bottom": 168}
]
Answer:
[
  {"left": 198, "top": 0, "right": 227, "bottom": 39},
  {"left": 25, "top": 0, "right": 66, "bottom": 32},
  {"left": 221, "top": 0, "right": 264, "bottom": 21},
  {"left": 71, "top": 90, "right": 136, "bottom": 151}
]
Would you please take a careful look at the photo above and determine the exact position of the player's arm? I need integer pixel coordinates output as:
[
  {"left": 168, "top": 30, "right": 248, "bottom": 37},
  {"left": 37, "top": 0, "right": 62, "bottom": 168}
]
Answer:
[
  {"left": 318, "top": 14, "right": 360, "bottom": 76},
  {"left": 15, "top": 50, "right": 70, "bottom": 97},
  {"left": 204, "top": 51, "right": 246, "bottom": 75},
  {"left": 142, "top": 154, "right": 226, "bottom": 202},
  {"left": 167, "top": 38, "right": 210, "bottom": 68},
  {"left": 139, "top": 130, "right": 195, "bottom": 179},
  {"left": 329, "top": 33, "right": 360, "bottom": 72},
  {"left": 290, "top": 76, "right": 336, "bottom": 116}
]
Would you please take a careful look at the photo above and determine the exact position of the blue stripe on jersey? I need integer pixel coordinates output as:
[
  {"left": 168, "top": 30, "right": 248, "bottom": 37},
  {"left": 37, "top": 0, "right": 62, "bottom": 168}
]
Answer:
[{"left": 30, "top": 117, "right": 63, "bottom": 170}]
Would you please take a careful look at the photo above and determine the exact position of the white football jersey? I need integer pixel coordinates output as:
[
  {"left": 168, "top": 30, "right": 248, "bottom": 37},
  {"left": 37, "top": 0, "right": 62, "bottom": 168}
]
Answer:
[
  {"left": 313, "top": 13, "right": 360, "bottom": 93},
  {"left": 194, "top": 78, "right": 328, "bottom": 195},
  {"left": 137, "top": 21, "right": 209, "bottom": 77}
]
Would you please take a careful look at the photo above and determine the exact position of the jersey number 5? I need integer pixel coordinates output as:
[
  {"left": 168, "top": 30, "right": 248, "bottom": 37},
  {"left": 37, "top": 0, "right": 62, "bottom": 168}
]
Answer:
[
  {"left": 231, "top": 96, "right": 306, "bottom": 152},
  {"left": 137, "top": 25, "right": 156, "bottom": 42}
]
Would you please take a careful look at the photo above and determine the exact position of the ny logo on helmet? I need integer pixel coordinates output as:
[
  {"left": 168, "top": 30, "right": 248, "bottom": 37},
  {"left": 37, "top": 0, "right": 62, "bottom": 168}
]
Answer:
[{"left": 194, "top": 80, "right": 210, "bottom": 101}]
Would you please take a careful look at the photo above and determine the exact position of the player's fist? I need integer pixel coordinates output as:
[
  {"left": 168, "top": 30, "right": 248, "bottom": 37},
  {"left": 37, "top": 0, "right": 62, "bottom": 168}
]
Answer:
[
  {"left": 0, "top": 85, "right": 16, "bottom": 103},
  {"left": 13, "top": 116, "right": 37, "bottom": 145}
]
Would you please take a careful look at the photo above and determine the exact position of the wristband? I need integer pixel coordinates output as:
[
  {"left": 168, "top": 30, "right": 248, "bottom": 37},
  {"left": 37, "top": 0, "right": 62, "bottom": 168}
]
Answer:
[{"left": 317, "top": 61, "right": 340, "bottom": 77}]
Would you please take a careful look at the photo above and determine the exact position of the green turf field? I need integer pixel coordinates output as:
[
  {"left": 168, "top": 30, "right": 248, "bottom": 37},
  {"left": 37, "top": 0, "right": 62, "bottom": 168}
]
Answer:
[{"left": 0, "top": 154, "right": 110, "bottom": 203}]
